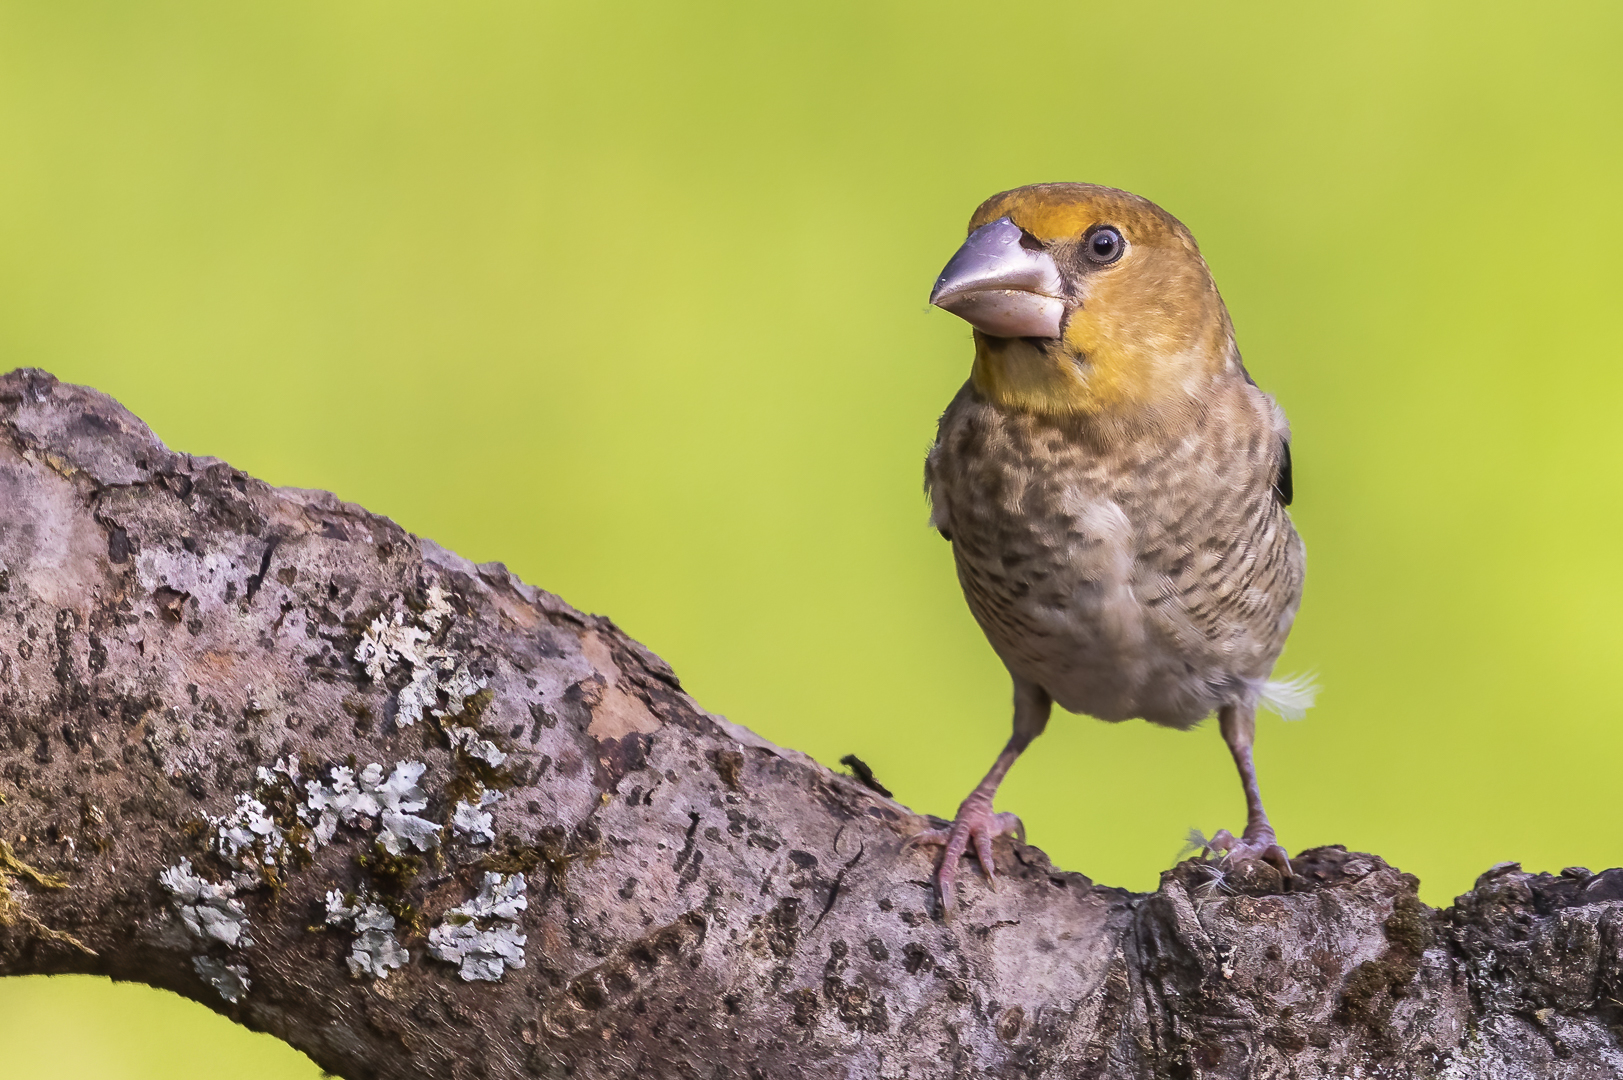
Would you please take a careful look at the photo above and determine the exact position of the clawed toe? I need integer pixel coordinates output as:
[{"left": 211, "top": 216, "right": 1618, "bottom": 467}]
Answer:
[
  {"left": 907, "top": 806, "right": 1024, "bottom": 916},
  {"left": 1205, "top": 828, "right": 1292, "bottom": 877},
  {"left": 903, "top": 825, "right": 952, "bottom": 849}
]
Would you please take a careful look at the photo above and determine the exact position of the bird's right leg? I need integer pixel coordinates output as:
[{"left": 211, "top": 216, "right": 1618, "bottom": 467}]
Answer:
[{"left": 908, "top": 676, "right": 1051, "bottom": 915}]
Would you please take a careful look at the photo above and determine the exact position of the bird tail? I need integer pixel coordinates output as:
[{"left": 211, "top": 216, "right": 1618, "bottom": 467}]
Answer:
[{"left": 1260, "top": 673, "right": 1319, "bottom": 720}]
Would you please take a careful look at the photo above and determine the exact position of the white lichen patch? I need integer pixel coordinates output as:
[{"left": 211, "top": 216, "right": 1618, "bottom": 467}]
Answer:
[
  {"left": 160, "top": 858, "right": 254, "bottom": 948},
  {"left": 209, "top": 756, "right": 311, "bottom": 872},
  {"left": 434, "top": 658, "right": 483, "bottom": 717},
  {"left": 394, "top": 662, "right": 440, "bottom": 728},
  {"left": 214, "top": 794, "right": 288, "bottom": 867},
  {"left": 379, "top": 808, "right": 441, "bottom": 855},
  {"left": 456, "top": 871, "right": 527, "bottom": 921},
  {"left": 427, "top": 872, "right": 527, "bottom": 982},
  {"left": 397, "top": 655, "right": 486, "bottom": 728},
  {"left": 302, "top": 760, "right": 439, "bottom": 852},
  {"left": 355, "top": 613, "right": 430, "bottom": 682},
  {"left": 354, "top": 585, "right": 486, "bottom": 728},
  {"left": 450, "top": 790, "right": 501, "bottom": 845},
  {"left": 324, "top": 890, "right": 360, "bottom": 922},
  {"left": 325, "top": 890, "right": 410, "bottom": 980},
  {"left": 445, "top": 722, "right": 506, "bottom": 767},
  {"left": 158, "top": 726, "right": 523, "bottom": 993},
  {"left": 193, "top": 956, "right": 251, "bottom": 1003},
  {"left": 255, "top": 755, "right": 301, "bottom": 788},
  {"left": 420, "top": 583, "right": 454, "bottom": 631},
  {"left": 161, "top": 754, "right": 448, "bottom": 969}
]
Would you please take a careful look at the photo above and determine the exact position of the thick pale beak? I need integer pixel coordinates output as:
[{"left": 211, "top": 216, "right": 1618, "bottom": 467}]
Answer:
[{"left": 929, "top": 217, "right": 1066, "bottom": 338}]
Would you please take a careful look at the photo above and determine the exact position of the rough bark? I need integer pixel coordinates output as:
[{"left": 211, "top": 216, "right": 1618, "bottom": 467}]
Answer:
[{"left": 0, "top": 367, "right": 1619, "bottom": 1080}]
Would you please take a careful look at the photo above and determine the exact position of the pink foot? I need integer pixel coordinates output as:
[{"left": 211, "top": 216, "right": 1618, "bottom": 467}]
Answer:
[
  {"left": 1206, "top": 827, "right": 1291, "bottom": 877},
  {"left": 907, "top": 794, "right": 1023, "bottom": 916}
]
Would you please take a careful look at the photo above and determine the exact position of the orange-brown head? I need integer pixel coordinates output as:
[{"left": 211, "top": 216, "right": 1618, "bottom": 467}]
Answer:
[{"left": 930, "top": 183, "right": 1237, "bottom": 418}]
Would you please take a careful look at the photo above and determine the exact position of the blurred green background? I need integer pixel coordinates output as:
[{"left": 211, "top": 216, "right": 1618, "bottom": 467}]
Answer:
[{"left": 3, "top": 0, "right": 1622, "bottom": 1075}]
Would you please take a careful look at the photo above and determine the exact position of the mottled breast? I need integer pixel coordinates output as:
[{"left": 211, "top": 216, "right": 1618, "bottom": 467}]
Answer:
[{"left": 924, "top": 379, "right": 1304, "bottom": 729}]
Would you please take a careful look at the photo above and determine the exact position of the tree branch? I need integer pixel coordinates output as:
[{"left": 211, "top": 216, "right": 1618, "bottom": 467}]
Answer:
[{"left": 0, "top": 368, "right": 1619, "bottom": 1079}]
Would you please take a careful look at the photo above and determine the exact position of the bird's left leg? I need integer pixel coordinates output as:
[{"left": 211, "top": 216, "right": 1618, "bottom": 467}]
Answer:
[
  {"left": 1207, "top": 702, "right": 1291, "bottom": 875},
  {"left": 908, "top": 677, "right": 1051, "bottom": 915}
]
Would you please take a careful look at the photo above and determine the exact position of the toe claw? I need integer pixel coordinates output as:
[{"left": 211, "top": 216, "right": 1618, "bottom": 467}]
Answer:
[
  {"left": 1198, "top": 826, "right": 1291, "bottom": 878},
  {"left": 937, "top": 865, "right": 958, "bottom": 917},
  {"left": 908, "top": 799, "right": 1022, "bottom": 916},
  {"left": 994, "top": 812, "right": 1025, "bottom": 845},
  {"left": 974, "top": 832, "right": 998, "bottom": 888}
]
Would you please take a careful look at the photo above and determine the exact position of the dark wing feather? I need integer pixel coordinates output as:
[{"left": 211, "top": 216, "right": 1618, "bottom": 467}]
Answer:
[{"left": 1273, "top": 440, "right": 1294, "bottom": 506}]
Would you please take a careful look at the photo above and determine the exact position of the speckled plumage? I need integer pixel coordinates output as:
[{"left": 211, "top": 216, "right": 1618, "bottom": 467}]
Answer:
[
  {"left": 926, "top": 370, "right": 1303, "bottom": 730},
  {"left": 912, "top": 182, "right": 1310, "bottom": 911}
]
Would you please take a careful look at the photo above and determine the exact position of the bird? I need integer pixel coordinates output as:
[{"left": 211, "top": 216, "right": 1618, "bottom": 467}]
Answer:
[{"left": 912, "top": 182, "right": 1312, "bottom": 914}]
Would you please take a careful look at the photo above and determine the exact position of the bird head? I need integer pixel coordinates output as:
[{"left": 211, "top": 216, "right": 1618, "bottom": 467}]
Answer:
[{"left": 930, "top": 183, "right": 1236, "bottom": 418}]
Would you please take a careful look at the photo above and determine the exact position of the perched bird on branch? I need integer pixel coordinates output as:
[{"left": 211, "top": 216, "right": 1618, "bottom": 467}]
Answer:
[{"left": 913, "top": 183, "right": 1312, "bottom": 913}]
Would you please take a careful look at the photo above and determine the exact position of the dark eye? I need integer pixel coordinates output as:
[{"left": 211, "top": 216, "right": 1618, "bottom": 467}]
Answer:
[{"left": 1084, "top": 225, "right": 1124, "bottom": 265}]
